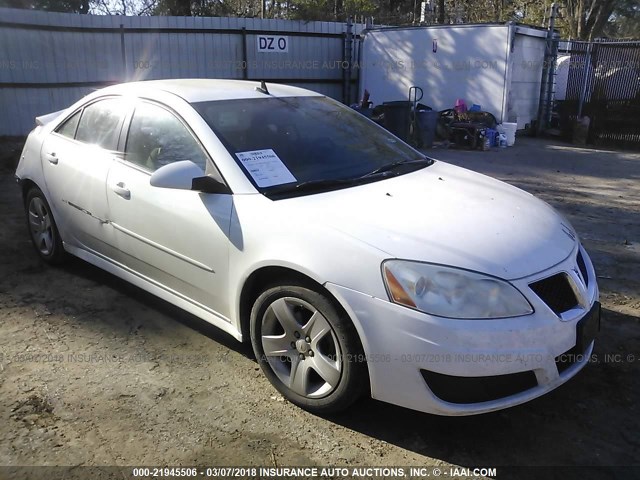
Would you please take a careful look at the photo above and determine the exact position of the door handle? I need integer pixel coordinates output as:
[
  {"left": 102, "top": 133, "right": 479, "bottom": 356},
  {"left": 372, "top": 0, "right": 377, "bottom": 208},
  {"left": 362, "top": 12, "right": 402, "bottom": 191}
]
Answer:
[
  {"left": 45, "top": 152, "right": 58, "bottom": 164},
  {"left": 111, "top": 182, "right": 131, "bottom": 199}
]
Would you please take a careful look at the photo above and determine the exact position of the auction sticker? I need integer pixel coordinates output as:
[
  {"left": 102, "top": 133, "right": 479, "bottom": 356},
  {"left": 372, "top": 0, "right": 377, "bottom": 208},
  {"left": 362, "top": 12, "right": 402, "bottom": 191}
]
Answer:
[{"left": 236, "top": 149, "right": 296, "bottom": 187}]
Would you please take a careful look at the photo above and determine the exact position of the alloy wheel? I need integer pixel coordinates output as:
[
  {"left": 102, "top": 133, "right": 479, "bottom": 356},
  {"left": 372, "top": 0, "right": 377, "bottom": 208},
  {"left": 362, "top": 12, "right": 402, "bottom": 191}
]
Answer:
[
  {"left": 28, "top": 197, "right": 54, "bottom": 256},
  {"left": 260, "top": 297, "right": 342, "bottom": 398}
]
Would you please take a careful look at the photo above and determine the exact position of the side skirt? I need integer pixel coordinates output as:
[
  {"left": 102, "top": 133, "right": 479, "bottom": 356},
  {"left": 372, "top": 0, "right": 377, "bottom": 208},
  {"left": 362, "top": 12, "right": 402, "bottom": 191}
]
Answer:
[{"left": 63, "top": 243, "right": 244, "bottom": 342}]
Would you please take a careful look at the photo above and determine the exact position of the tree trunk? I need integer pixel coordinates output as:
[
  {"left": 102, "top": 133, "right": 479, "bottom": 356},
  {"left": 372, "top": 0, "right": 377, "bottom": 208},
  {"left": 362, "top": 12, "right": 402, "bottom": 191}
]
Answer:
[
  {"left": 170, "top": 0, "right": 191, "bottom": 16},
  {"left": 334, "top": 0, "right": 343, "bottom": 21},
  {"left": 565, "top": 0, "right": 617, "bottom": 40},
  {"left": 587, "top": 0, "right": 616, "bottom": 40}
]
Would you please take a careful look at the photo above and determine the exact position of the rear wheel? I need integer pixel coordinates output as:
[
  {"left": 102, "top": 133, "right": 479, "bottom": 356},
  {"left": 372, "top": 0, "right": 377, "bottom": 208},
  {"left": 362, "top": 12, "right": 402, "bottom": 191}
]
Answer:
[
  {"left": 250, "top": 284, "right": 367, "bottom": 414},
  {"left": 25, "top": 188, "right": 65, "bottom": 264}
]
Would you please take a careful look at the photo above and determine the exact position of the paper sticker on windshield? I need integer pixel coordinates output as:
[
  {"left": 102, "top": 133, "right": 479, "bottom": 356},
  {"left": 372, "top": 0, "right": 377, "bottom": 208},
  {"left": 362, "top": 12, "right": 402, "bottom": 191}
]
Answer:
[{"left": 236, "top": 149, "right": 296, "bottom": 187}]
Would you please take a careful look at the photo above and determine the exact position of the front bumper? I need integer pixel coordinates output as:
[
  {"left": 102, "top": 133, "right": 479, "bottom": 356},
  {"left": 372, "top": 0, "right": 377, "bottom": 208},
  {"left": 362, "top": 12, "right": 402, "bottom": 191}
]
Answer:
[{"left": 325, "top": 245, "right": 599, "bottom": 416}]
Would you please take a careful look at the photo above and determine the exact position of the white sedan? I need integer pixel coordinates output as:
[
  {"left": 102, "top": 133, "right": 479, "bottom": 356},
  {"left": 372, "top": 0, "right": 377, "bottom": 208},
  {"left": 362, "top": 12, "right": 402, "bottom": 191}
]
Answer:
[{"left": 15, "top": 79, "right": 600, "bottom": 415}]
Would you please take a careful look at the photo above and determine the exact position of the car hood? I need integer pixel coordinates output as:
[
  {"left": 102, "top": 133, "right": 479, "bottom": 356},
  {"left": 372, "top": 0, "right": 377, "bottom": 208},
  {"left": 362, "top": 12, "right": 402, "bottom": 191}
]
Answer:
[{"left": 277, "top": 161, "right": 577, "bottom": 280}]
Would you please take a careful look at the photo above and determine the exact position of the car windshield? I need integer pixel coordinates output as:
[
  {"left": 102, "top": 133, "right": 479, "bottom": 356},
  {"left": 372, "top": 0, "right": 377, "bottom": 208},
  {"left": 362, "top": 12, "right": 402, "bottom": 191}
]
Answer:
[{"left": 193, "top": 96, "right": 431, "bottom": 197}]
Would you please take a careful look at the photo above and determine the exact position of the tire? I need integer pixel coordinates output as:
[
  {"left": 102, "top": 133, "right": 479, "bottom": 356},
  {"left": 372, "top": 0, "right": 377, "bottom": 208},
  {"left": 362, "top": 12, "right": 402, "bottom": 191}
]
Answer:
[
  {"left": 250, "top": 283, "right": 367, "bottom": 414},
  {"left": 25, "top": 187, "right": 66, "bottom": 264}
]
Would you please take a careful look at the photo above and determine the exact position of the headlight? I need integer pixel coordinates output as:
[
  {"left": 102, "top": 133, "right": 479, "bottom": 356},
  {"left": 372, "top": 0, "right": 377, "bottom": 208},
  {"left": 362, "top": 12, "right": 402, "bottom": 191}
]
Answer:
[{"left": 382, "top": 260, "right": 533, "bottom": 319}]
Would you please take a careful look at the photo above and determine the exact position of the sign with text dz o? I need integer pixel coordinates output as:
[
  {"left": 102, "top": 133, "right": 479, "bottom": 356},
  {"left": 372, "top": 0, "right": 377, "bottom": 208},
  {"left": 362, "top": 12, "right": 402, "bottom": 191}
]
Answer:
[{"left": 257, "top": 35, "right": 289, "bottom": 53}]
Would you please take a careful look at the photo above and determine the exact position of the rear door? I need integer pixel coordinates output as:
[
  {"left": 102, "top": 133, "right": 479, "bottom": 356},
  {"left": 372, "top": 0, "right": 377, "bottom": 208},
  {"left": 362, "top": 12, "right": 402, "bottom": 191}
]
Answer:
[
  {"left": 41, "top": 97, "right": 130, "bottom": 254},
  {"left": 106, "top": 100, "right": 233, "bottom": 316}
]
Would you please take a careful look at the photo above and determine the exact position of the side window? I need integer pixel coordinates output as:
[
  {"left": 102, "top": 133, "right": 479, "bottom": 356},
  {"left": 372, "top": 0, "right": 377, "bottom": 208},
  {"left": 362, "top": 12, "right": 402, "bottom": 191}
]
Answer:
[
  {"left": 125, "top": 102, "right": 208, "bottom": 172},
  {"left": 76, "top": 98, "right": 127, "bottom": 151},
  {"left": 56, "top": 111, "right": 81, "bottom": 139}
]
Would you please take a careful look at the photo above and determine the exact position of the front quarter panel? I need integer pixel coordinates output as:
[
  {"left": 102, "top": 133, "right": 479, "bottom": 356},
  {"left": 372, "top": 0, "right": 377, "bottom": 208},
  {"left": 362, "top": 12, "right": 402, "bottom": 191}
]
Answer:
[{"left": 228, "top": 194, "right": 390, "bottom": 331}]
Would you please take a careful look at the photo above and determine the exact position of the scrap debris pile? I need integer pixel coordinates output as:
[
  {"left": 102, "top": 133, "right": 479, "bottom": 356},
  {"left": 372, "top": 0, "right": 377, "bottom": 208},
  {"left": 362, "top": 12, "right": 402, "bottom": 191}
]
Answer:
[{"left": 353, "top": 89, "right": 517, "bottom": 150}]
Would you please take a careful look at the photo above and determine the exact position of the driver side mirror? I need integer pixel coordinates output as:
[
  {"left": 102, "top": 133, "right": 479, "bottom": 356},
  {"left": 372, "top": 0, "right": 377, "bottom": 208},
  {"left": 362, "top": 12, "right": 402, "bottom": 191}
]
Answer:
[{"left": 150, "top": 160, "right": 231, "bottom": 194}]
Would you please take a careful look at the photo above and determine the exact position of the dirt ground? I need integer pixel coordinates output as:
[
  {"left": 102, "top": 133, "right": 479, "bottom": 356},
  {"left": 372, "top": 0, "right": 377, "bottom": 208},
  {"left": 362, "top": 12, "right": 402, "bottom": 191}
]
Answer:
[{"left": 0, "top": 136, "right": 638, "bottom": 479}]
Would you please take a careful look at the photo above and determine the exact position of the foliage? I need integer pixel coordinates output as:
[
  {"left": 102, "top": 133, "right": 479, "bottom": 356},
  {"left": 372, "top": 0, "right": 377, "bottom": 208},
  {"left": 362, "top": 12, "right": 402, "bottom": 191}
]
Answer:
[
  {"left": 0, "top": 0, "right": 637, "bottom": 40},
  {"left": 289, "top": 0, "right": 375, "bottom": 21},
  {"left": 0, "top": 0, "right": 89, "bottom": 13},
  {"left": 601, "top": 0, "right": 640, "bottom": 39}
]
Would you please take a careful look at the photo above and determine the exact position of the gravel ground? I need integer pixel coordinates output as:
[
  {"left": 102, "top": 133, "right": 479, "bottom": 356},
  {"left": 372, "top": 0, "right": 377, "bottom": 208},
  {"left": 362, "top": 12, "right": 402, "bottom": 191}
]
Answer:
[{"left": 0, "top": 136, "right": 638, "bottom": 479}]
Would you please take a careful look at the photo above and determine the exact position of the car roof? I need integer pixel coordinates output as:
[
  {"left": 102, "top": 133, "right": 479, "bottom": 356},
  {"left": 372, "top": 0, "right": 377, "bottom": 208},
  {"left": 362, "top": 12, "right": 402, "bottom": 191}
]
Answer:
[{"left": 100, "top": 79, "right": 323, "bottom": 103}]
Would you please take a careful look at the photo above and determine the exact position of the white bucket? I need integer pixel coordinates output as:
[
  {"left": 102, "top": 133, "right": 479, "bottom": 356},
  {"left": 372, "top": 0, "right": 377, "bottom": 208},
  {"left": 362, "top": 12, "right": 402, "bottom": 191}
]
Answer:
[{"left": 502, "top": 122, "right": 517, "bottom": 146}]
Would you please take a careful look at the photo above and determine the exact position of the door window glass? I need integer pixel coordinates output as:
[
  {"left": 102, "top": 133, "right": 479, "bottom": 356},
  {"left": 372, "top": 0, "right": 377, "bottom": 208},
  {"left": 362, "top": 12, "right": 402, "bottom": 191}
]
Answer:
[
  {"left": 56, "top": 110, "right": 81, "bottom": 139},
  {"left": 76, "top": 98, "right": 128, "bottom": 151},
  {"left": 125, "top": 102, "right": 208, "bottom": 172}
]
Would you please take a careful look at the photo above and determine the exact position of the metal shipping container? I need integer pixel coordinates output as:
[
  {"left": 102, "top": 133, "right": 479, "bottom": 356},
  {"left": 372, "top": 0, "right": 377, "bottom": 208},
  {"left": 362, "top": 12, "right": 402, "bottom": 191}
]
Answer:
[{"left": 358, "top": 23, "right": 548, "bottom": 129}]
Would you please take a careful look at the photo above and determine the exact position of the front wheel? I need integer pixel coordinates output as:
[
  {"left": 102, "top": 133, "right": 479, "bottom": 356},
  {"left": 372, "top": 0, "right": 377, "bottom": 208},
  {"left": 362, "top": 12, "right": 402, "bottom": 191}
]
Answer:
[{"left": 250, "top": 284, "right": 367, "bottom": 414}]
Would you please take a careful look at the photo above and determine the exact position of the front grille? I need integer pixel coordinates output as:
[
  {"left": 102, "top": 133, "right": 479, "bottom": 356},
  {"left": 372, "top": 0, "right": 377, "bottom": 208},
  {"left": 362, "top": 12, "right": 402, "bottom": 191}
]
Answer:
[
  {"left": 529, "top": 273, "right": 579, "bottom": 315},
  {"left": 577, "top": 250, "right": 589, "bottom": 287},
  {"left": 421, "top": 370, "right": 538, "bottom": 404}
]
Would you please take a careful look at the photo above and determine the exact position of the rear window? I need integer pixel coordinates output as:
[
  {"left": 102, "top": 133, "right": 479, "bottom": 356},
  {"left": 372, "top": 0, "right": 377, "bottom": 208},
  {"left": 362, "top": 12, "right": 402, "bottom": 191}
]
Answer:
[{"left": 193, "top": 96, "right": 421, "bottom": 190}]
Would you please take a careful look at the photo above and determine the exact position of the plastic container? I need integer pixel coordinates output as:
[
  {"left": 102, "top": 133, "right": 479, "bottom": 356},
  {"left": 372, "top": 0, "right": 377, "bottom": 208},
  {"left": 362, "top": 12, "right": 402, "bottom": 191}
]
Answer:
[
  {"left": 485, "top": 128, "right": 497, "bottom": 147},
  {"left": 416, "top": 110, "right": 439, "bottom": 148},
  {"left": 498, "top": 132, "right": 507, "bottom": 148},
  {"left": 382, "top": 101, "right": 412, "bottom": 141},
  {"left": 454, "top": 98, "right": 467, "bottom": 114},
  {"left": 482, "top": 134, "right": 491, "bottom": 151},
  {"left": 469, "top": 104, "right": 482, "bottom": 112},
  {"left": 502, "top": 122, "right": 517, "bottom": 146}
]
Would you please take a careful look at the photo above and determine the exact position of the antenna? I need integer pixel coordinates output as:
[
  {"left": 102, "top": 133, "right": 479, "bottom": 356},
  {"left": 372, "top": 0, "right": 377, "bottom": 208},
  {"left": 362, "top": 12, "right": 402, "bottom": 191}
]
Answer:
[{"left": 256, "top": 80, "right": 270, "bottom": 95}]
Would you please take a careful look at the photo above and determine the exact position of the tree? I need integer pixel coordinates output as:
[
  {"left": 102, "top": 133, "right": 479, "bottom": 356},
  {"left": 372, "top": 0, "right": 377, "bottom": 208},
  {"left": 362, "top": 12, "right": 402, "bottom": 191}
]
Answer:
[
  {"left": 161, "top": 0, "right": 190, "bottom": 14},
  {"left": 1, "top": 0, "right": 638, "bottom": 41},
  {"left": 602, "top": 0, "right": 640, "bottom": 38},
  {"left": 91, "top": 0, "right": 157, "bottom": 15},
  {"left": 290, "top": 0, "right": 374, "bottom": 20},
  {"left": 510, "top": 0, "right": 549, "bottom": 26},
  {"left": 0, "top": 0, "right": 89, "bottom": 13},
  {"left": 562, "top": 0, "right": 618, "bottom": 40}
]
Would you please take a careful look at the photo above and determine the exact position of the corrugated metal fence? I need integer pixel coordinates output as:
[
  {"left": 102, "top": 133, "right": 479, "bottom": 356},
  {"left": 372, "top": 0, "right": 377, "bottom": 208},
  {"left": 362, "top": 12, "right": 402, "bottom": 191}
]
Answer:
[
  {"left": 0, "top": 8, "right": 363, "bottom": 136},
  {"left": 559, "top": 39, "right": 640, "bottom": 149}
]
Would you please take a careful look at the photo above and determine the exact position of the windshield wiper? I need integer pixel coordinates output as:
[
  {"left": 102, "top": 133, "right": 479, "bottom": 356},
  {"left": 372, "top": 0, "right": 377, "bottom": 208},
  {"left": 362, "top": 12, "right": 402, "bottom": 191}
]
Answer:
[
  {"left": 294, "top": 177, "right": 361, "bottom": 191},
  {"left": 265, "top": 158, "right": 434, "bottom": 198},
  {"left": 359, "top": 157, "right": 433, "bottom": 179},
  {"left": 266, "top": 177, "right": 361, "bottom": 197}
]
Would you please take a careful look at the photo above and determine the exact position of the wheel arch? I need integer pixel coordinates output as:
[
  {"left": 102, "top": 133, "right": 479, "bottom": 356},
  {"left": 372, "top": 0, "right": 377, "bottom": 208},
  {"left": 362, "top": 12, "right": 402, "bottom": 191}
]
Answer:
[
  {"left": 20, "top": 178, "right": 40, "bottom": 204},
  {"left": 238, "top": 266, "right": 367, "bottom": 360},
  {"left": 238, "top": 265, "right": 323, "bottom": 341}
]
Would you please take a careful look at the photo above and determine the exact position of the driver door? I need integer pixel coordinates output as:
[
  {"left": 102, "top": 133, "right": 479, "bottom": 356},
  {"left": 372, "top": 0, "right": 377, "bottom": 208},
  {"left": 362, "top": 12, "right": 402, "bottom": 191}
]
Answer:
[{"left": 106, "top": 100, "right": 233, "bottom": 317}]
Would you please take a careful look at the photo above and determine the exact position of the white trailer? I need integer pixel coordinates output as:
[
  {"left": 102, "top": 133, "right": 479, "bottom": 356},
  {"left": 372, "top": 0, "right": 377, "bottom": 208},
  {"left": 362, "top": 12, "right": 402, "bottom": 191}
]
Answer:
[{"left": 358, "top": 23, "right": 548, "bottom": 129}]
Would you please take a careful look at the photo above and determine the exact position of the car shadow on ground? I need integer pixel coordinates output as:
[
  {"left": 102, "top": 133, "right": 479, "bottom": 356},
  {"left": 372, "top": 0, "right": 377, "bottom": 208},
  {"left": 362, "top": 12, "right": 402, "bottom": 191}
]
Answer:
[{"left": 57, "top": 256, "right": 256, "bottom": 356}]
